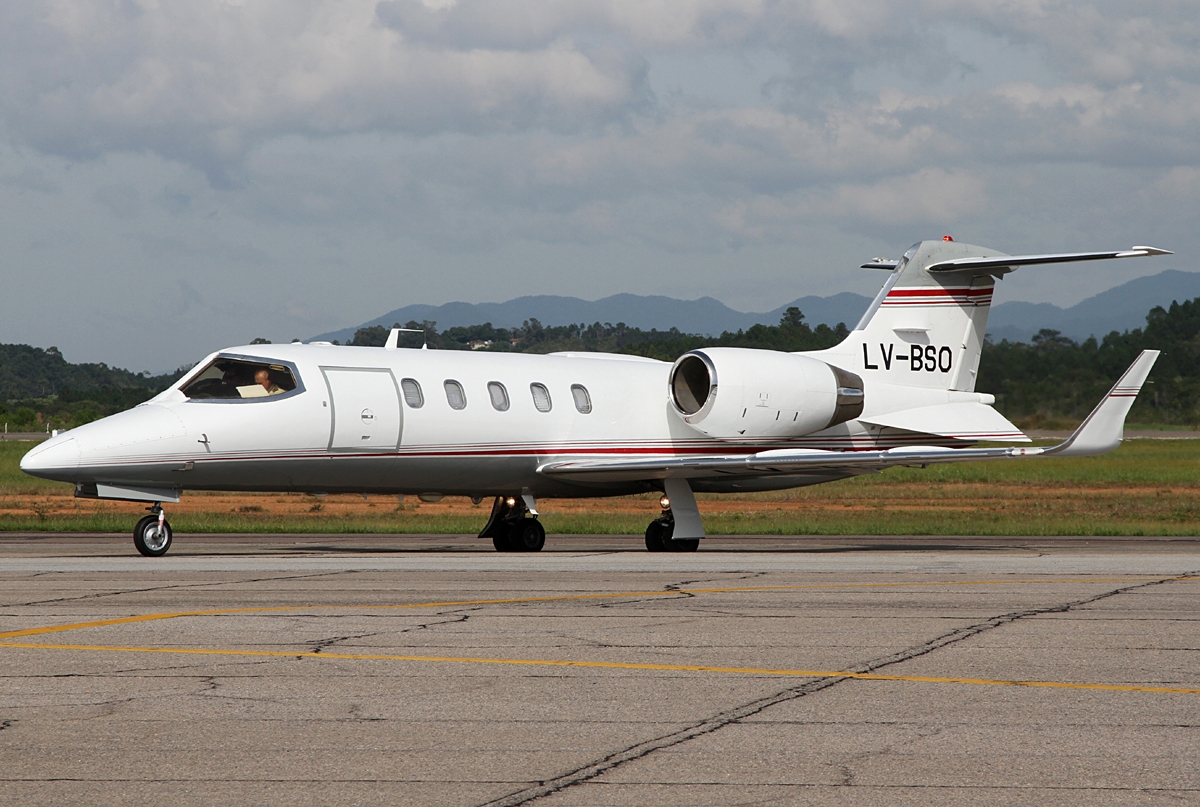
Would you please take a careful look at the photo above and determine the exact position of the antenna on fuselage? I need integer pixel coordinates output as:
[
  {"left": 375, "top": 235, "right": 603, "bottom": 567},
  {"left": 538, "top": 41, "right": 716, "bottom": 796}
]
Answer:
[{"left": 385, "top": 327, "right": 428, "bottom": 350}]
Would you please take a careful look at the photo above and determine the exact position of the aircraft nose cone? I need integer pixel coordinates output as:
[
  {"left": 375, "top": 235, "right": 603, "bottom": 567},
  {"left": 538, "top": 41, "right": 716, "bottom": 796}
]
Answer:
[{"left": 20, "top": 436, "right": 80, "bottom": 479}]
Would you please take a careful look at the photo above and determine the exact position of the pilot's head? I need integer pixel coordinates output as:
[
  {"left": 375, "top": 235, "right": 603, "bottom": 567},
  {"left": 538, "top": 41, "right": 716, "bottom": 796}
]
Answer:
[{"left": 255, "top": 369, "right": 272, "bottom": 390}]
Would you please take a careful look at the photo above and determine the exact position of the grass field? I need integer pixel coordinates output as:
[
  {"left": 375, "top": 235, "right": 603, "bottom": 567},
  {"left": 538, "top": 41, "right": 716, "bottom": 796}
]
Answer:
[{"left": 1, "top": 439, "right": 1197, "bottom": 535}]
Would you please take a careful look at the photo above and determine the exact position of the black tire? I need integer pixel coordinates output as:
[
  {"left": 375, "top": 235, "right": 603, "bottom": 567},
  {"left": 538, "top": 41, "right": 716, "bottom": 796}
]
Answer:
[
  {"left": 668, "top": 538, "right": 700, "bottom": 552},
  {"left": 645, "top": 519, "right": 670, "bottom": 552},
  {"left": 514, "top": 519, "right": 546, "bottom": 552},
  {"left": 133, "top": 515, "right": 172, "bottom": 557},
  {"left": 493, "top": 530, "right": 517, "bottom": 552}
]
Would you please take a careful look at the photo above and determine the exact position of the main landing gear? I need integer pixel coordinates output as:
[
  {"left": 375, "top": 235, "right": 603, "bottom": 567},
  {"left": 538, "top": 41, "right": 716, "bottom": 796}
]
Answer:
[
  {"left": 644, "top": 495, "right": 699, "bottom": 552},
  {"left": 646, "top": 480, "right": 705, "bottom": 552},
  {"left": 133, "top": 503, "right": 173, "bottom": 557},
  {"left": 479, "top": 495, "right": 546, "bottom": 552}
]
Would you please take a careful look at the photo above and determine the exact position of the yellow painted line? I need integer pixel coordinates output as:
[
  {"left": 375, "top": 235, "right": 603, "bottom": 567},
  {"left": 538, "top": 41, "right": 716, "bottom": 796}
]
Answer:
[
  {"left": 0, "top": 577, "right": 1182, "bottom": 640},
  {"left": 1, "top": 640, "right": 1197, "bottom": 695}
]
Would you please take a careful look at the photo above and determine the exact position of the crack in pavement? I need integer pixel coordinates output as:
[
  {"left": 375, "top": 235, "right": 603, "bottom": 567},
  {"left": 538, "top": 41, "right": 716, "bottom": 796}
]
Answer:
[
  {"left": 7, "top": 570, "right": 359, "bottom": 607},
  {"left": 308, "top": 611, "right": 472, "bottom": 652},
  {"left": 396, "top": 612, "right": 473, "bottom": 633},
  {"left": 662, "top": 580, "right": 706, "bottom": 598},
  {"left": 308, "top": 631, "right": 386, "bottom": 654},
  {"left": 476, "top": 572, "right": 1196, "bottom": 807},
  {"left": 0, "top": 777, "right": 1194, "bottom": 791},
  {"left": 595, "top": 577, "right": 729, "bottom": 609},
  {"left": 194, "top": 673, "right": 283, "bottom": 705}
]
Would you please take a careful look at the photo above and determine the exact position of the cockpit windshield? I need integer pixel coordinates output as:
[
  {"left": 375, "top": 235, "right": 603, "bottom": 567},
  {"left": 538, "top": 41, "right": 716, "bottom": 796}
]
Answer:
[{"left": 181, "top": 357, "right": 299, "bottom": 400}]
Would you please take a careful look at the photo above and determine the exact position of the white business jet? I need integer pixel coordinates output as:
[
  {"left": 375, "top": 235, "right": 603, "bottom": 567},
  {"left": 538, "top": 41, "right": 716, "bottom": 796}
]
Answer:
[{"left": 21, "top": 238, "right": 1170, "bottom": 556}]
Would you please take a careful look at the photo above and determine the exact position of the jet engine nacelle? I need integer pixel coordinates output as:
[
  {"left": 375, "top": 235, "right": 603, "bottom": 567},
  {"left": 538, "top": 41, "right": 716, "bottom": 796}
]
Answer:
[{"left": 668, "top": 348, "right": 864, "bottom": 439}]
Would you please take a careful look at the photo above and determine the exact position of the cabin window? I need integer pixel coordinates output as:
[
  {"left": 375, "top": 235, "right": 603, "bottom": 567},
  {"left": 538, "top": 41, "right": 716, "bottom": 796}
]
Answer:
[
  {"left": 180, "top": 357, "right": 298, "bottom": 400},
  {"left": 401, "top": 378, "right": 424, "bottom": 408},
  {"left": 444, "top": 380, "right": 467, "bottom": 410},
  {"left": 571, "top": 384, "right": 592, "bottom": 414},
  {"left": 488, "top": 382, "right": 510, "bottom": 411},
  {"left": 530, "top": 383, "right": 552, "bottom": 412}
]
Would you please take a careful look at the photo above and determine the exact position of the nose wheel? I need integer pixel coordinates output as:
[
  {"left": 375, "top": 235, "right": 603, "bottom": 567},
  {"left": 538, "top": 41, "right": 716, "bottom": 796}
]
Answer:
[{"left": 133, "top": 505, "right": 173, "bottom": 557}]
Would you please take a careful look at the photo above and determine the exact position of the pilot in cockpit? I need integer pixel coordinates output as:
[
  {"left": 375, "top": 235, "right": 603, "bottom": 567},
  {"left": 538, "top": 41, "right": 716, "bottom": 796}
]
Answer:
[{"left": 255, "top": 369, "right": 285, "bottom": 396}]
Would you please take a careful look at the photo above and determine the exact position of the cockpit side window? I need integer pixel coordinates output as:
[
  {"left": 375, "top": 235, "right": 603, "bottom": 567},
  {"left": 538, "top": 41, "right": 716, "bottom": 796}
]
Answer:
[{"left": 181, "top": 358, "right": 299, "bottom": 400}]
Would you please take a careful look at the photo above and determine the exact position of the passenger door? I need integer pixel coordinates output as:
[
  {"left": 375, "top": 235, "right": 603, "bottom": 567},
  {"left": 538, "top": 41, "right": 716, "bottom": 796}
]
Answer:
[{"left": 320, "top": 368, "right": 403, "bottom": 451}]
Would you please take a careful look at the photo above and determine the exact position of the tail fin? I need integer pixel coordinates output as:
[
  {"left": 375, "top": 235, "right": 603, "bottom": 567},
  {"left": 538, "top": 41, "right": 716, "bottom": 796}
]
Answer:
[
  {"left": 820, "top": 240, "right": 1002, "bottom": 392},
  {"left": 819, "top": 240, "right": 1171, "bottom": 393}
]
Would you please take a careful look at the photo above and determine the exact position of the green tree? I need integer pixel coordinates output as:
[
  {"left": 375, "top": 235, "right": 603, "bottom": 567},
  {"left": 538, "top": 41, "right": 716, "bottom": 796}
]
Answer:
[{"left": 349, "top": 325, "right": 388, "bottom": 347}]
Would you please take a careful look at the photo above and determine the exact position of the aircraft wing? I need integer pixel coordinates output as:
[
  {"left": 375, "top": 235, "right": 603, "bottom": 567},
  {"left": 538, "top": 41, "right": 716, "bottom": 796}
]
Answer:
[{"left": 539, "top": 350, "right": 1159, "bottom": 482}]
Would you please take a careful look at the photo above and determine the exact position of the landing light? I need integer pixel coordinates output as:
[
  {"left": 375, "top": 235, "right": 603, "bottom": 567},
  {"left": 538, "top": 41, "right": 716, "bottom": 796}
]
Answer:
[
  {"left": 505, "top": 496, "right": 517, "bottom": 507},
  {"left": 659, "top": 495, "right": 670, "bottom": 509}
]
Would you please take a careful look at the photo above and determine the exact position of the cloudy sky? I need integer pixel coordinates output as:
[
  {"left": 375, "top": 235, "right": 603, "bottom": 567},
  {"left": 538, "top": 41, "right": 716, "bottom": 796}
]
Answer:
[{"left": 1, "top": 1, "right": 1197, "bottom": 372}]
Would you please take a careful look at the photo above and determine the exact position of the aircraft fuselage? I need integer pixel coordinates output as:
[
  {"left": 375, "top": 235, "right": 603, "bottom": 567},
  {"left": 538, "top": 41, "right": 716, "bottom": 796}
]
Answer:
[{"left": 23, "top": 344, "right": 888, "bottom": 500}]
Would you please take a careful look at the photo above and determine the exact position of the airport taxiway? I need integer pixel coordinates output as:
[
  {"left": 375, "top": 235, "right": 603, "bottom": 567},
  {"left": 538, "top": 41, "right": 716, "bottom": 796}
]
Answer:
[{"left": 1, "top": 533, "right": 1198, "bottom": 806}]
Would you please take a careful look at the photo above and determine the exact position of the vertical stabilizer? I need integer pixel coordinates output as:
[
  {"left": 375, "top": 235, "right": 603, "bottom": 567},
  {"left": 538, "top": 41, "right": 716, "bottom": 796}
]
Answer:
[{"left": 817, "top": 240, "right": 1007, "bottom": 392}]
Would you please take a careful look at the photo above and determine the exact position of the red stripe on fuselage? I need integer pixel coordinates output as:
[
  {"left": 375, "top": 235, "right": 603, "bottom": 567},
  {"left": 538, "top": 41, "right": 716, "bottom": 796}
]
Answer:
[{"left": 885, "top": 287, "right": 993, "bottom": 298}]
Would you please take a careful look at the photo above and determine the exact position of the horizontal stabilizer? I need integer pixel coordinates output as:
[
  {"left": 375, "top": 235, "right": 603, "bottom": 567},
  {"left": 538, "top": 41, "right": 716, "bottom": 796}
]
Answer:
[
  {"left": 860, "top": 402, "right": 1029, "bottom": 442},
  {"left": 926, "top": 246, "right": 1172, "bottom": 273},
  {"left": 1045, "top": 349, "right": 1160, "bottom": 457}
]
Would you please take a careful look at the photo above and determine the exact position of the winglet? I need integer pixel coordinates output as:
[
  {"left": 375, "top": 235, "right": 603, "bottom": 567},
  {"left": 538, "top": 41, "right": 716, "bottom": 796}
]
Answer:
[{"left": 1045, "top": 350, "right": 1160, "bottom": 457}]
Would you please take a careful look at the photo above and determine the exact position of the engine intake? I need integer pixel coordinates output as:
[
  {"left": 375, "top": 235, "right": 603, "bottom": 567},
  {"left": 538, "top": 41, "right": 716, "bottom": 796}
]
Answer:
[{"left": 668, "top": 348, "right": 863, "bottom": 439}]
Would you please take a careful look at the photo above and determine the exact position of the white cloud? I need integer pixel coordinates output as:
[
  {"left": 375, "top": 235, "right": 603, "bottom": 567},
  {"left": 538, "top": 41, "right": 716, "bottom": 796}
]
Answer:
[
  {"left": 823, "top": 167, "right": 988, "bottom": 225},
  {"left": 1, "top": 1, "right": 1199, "bottom": 368},
  {"left": 1155, "top": 165, "right": 1200, "bottom": 198}
]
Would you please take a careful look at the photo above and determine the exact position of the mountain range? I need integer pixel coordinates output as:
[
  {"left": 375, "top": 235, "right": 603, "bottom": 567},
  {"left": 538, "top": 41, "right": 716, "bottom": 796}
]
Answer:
[{"left": 312, "top": 269, "right": 1200, "bottom": 345}]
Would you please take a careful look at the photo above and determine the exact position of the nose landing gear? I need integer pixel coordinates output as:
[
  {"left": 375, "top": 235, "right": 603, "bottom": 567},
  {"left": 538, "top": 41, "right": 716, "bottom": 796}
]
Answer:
[
  {"left": 133, "top": 503, "right": 173, "bottom": 557},
  {"left": 479, "top": 495, "right": 545, "bottom": 552}
]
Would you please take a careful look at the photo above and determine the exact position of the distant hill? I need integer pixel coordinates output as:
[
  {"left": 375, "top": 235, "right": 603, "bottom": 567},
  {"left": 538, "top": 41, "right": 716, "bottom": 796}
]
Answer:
[
  {"left": 0, "top": 344, "right": 166, "bottom": 400},
  {"left": 310, "top": 292, "right": 872, "bottom": 343},
  {"left": 313, "top": 269, "right": 1200, "bottom": 346},
  {"left": 988, "top": 269, "right": 1200, "bottom": 343},
  {"left": 0, "top": 344, "right": 192, "bottom": 431}
]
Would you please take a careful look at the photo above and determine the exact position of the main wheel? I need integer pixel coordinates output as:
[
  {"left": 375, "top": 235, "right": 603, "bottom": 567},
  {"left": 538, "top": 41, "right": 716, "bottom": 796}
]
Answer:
[
  {"left": 668, "top": 538, "right": 700, "bottom": 552},
  {"left": 133, "top": 515, "right": 173, "bottom": 557},
  {"left": 645, "top": 519, "right": 670, "bottom": 552},
  {"left": 513, "top": 519, "right": 546, "bottom": 552}
]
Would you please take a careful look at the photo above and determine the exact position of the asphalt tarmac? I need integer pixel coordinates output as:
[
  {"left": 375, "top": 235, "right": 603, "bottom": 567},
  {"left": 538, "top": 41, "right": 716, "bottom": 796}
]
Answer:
[{"left": 1, "top": 533, "right": 1198, "bottom": 806}]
